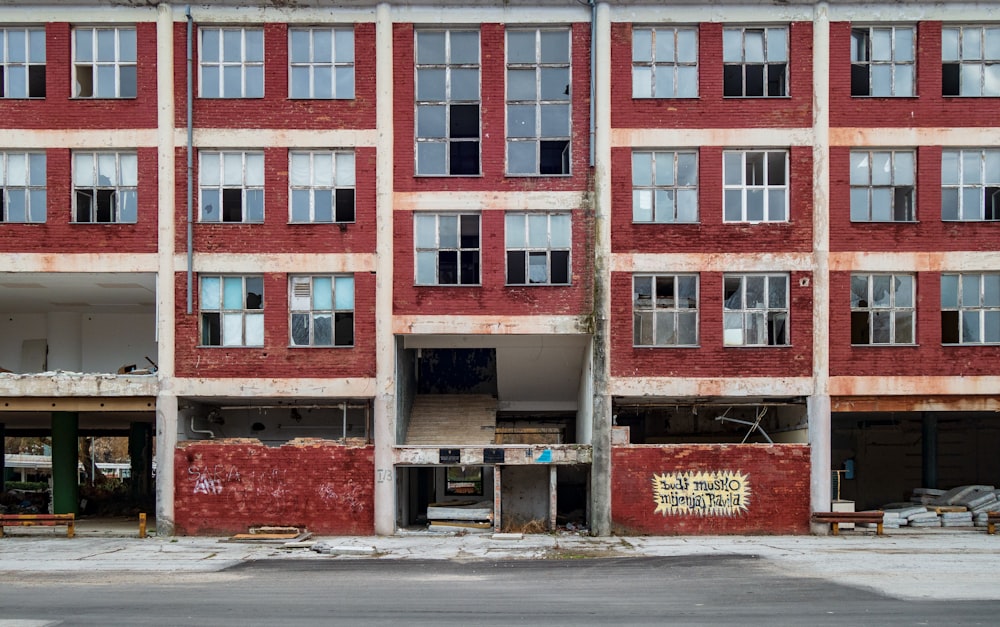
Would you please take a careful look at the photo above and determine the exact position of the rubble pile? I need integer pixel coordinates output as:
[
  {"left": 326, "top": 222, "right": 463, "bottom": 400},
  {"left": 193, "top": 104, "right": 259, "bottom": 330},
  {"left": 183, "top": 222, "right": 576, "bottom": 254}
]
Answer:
[{"left": 861, "top": 485, "right": 999, "bottom": 529}]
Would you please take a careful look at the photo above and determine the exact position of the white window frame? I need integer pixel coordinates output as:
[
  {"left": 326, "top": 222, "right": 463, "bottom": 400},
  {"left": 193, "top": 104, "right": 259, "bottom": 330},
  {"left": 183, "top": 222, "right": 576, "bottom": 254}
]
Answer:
[
  {"left": 506, "top": 28, "right": 571, "bottom": 176},
  {"left": 199, "top": 150, "right": 264, "bottom": 223},
  {"left": 72, "top": 27, "right": 136, "bottom": 98},
  {"left": 0, "top": 152, "right": 46, "bottom": 223},
  {"left": 633, "top": 274, "right": 699, "bottom": 347},
  {"left": 850, "top": 149, "right": 916, "bottom": 222},
  {"left": 942, "top": 148, "right": 1000, "bottom": 221},
  {"left": 0, "top": 28, "right": 46, "bottom": 99},
  {"left": 850, "top": 26, "right": 915, "bottom": 97},
  {"left": 942, "top": 26, "right": 1000, "bottom": 97},
  {"left": 414, "top": 212, "right": 481, "bottom": 286},
  {"left": 941, "top": 273, "right": 1000, "bottom": 345},
  {"left": 199, "top": 275, "right": 264, "bottom": 347},
  {"left": 723, "top": 150, "right": 788, "bottom": 222},
  {"left": 632, "top": 150, "right": 698, "bottom": 223},
  {"left": 289, "top": 275, "right": 355, "bottom": 347},
  {"left": 415, "top": 29, "right": 481, "bottom": 177},
  {"left": 199, "top": 27, "right": 264, "bottom": 99},
  {"left": 288, "top": 27, "right": 354, "bottom": 99},
  {"left": 631, "top": 27, "right": 698, "bottom": 99},
  {"left": 722, "top": 26, "right": 787, "bottom": 98},
  {"left": 723, "top": 274, "right": 789, "bottom": 346},
  {"left": 850, "top": 273, "right": 915, "bottom": 345},
  {"left": 289, "top": 150, "right": 355, "bottom": 223},
  {"left": 72, "top": 151, "right": 137, "bottom": 224},
  {"left": 504, "top": 212, "right": 571, "bottom": 285}
]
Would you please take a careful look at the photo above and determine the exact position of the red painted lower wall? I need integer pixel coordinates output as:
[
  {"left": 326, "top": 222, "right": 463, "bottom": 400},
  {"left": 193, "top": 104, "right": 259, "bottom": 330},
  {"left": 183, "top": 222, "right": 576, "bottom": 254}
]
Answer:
[
  {"left": 612, "top": 444, "right": 810, "bottom": 535},
  {"left": 174, "top": 439, "right": 374, "bottom": 536}
]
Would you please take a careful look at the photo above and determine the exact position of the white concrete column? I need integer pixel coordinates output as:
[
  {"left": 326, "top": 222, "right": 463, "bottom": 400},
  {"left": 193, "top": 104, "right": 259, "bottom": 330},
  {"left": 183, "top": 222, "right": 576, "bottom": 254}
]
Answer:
[
  {"left": 373, "top": 2, "right": 397, "bottom": 536},
  {"left": 809, "top": 2, "right": 833, "bottom": 529},
  {"left": 46, "top": 312, "right": 82, "bottom": 371},
  {"left": 154, "top": 2, "right": 178, "bottom": 536}
]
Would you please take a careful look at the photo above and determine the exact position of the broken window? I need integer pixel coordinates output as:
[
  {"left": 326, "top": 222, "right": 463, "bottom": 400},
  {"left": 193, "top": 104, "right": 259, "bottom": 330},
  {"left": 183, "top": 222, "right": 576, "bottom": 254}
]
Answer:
[
  {"left": 289, "top": 275, "right": 354, "bottom": 347},
  {"left": 199, "top": 151, "right": 264, "bottom": 223},
  {"left": 941, "top": 273, "right": 1000, "bottom": 344},
  {"left": 0, "top": 152, "right": 46, "bottom": 223},
  {"left": 414, "top": 213, "right": 480, "bottom": 285},
  {"left": 415, "top": 29, "right": 480, "bottom": 176},
  {"left": 0, "top": 28, "right": 46, "bottom": 98},
  {"left": 942, "top": 26, "right": 1000, "bottom": 97},
  {"left": 632, "top": 150, "right": 698, "bottom": 223},
  {"left": 199, "top": 275, "right": 264, "bottom": 347},
  {"left": 850, "top": 149, "right": 915, "bottom": 222},
  {"left": 723, "top": 150, "right": 787, "bottom": 222},
  {"left": 506, "top": 28, "right": 571, "bottom": 175},
  {"left": 850, "top": 273, "right": 914, "bottom": 345},
  {"left": 289, "top": 150, "right": 355, "bottom": 223},
  {"left": 72, "top": 152, "right": 137, "bottom": 223},
  {"left": 505, "top": 212, "right": 571, "bottom": 285},
  {"left": 633, "top": 274, "right": 698, "bottom": 346},
  {"left": 723, "top": 27, "right": 786, "bottom": 97},
  {"left": 199, "top": 27, "right": 263, "bottom": 98},
  {"left": 289, "top": 27, "right": 354, "bottom": 99},
  {"left": 942, "top": 148, "right": 1000, "bottom": 221},
  {"left": 850, "top": 26, "right": 915, "bottom": 97},
  {"left": 723, "top": 274, "right": 788, "bottom": 346},
  {"left": 73, "top": 27, "right": 136, "bottom": 98},
  {"left": 632, "top": 27, "right": 698, "bottom": 98}
]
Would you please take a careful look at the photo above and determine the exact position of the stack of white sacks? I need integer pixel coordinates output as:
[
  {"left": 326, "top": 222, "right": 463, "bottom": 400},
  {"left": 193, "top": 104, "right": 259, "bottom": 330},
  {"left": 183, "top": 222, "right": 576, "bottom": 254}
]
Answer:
[{"left": 859, "top": 485, "right": 998, "bottom": 529}]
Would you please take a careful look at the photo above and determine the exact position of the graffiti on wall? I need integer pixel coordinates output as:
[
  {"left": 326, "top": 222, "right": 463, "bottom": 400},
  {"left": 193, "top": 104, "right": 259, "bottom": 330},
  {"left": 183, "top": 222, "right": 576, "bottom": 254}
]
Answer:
[{"left": 652, "top": 470, "right": 751, "bottom": 517}]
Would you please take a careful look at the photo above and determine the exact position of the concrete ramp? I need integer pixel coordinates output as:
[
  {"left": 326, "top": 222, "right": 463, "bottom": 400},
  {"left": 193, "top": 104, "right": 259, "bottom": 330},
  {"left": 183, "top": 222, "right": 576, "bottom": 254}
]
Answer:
[{"left": 405, "top": 394, "right": 497, "bottom": 445}]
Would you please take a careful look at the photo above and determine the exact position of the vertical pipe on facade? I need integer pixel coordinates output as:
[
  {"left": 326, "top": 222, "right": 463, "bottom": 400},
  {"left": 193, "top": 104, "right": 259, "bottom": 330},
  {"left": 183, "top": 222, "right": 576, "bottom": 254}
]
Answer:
[
  {"left": 185, "top": 7, "right": 194, "bottom": 314},
  {"left": 588, "top": 0, "right": 596, "bottom": 167}
]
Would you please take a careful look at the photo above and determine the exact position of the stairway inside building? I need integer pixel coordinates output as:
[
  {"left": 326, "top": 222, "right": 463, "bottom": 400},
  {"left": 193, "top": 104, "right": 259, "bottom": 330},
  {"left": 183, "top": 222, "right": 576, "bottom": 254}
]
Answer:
[{"left": 404, "top": 394, "right": 497, "bottom": 445}]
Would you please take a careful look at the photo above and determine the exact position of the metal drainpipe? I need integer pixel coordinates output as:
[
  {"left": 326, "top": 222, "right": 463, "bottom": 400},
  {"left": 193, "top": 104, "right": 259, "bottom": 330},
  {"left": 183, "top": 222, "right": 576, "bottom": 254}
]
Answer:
[
  {"left": 589, "top": 0, "right": 596, "bottom": 167},
  {"left": 186, "top": 7, "right": 194, "bottom": 314}
]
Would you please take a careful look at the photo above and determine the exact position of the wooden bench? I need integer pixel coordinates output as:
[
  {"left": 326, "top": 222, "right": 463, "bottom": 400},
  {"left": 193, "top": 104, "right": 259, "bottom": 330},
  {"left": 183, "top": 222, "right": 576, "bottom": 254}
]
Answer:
[
  {"left": 988, "top": 511, "right": 1000, "bottom": 535},
  {"left": 811, "top": 511, "right": 884, "bottom": 536},
  {"left": 0, "top": 513, "right": 75, "bottom": 538}
]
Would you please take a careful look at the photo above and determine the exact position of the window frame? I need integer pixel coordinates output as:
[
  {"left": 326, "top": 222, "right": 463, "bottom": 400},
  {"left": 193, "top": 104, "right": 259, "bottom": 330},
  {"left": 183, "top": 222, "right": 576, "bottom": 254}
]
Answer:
[
  {"left": 198, "top": 150, "right": 265, "bottom": 223},
  {"left": 288, "top": 150, "right": 355, "bottom": 224},
  {"left": 198, "top": 275, "right": 264, "bottom": 347},
  {"left": 288, "top": 27, "right": 354, "bottom": 100},
  {"left": 198, "top": 27, "right": 264, "bottom": 99},
  {"left": 941, "top": 148, "right": 1000, "bottom": 221},
  {"left": 414, "top": 212, "right": 481, "bottom": 286},
  {"left": 850, "top": 273, "right": 916, "bottom": 346},
  {"left": 289, "top": 274, "right": 355, "bottom": 348},
  {"left": 631, "top": 26, "right": 698, "bottom": 99},
  {"left": 0, "top": 27, "right": 46, "bottom": 99},
  {"left": 504, "top": 211, "right": 572, "bottom": 286},
  {"left": 722, "top": 149, "right": 788, "bottom": 223},
  {"left": 0, "top": 152, "right": 46, "bottom": 223},
  {"left": 942, "top": 26, "right": 1000, "bottom": 97},
  {"left": 941, "top": 273, "right": 1000, "bottom": 345},
  {"left": 722, "top": 26, "right": 788, "bottom": 98},
  {"left": 72, "top": 26, "right": 137, "bottom": 99},
  {"left": 850, "top": 26, "right": 916, "bottom": 97},
  {"left": 71, "top": 151, "right": 137, "bottom": 224},
  {"left": 850, "top": 149, "right": 916, "bottom": 222},
  {"left": 632, "top": 150, "right": 699, "bottom": 223},
  {"left": 415, "top": 29, "right": 481, "bottom": 177},
  {"left": 723, "top": 273, "right": 789, "bottom": 347},
  {"left": 632, "top": 274, "right": 699, "bottom": 347},
  {"left": 505, "top": 27, "right": 572, "bottom": 176}
]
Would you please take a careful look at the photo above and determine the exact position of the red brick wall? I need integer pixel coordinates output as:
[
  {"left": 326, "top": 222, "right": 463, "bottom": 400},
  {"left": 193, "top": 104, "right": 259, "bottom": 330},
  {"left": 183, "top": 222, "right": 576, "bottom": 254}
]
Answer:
[
  {"left": 174, "top": 440, "right": 374, "bottom": 535},
  {"left": 173, "top": 23, "right": 376, "bottom": 130},
  {"left": 612, "top": 444, "right": 811, "bottom": 535},
  {"left": 610, "top": 271, "right": 813, "bottom": 378},
  {"left": 0, "top": 23, "right": 158, "bottom": 129},
  {"left": 173, "top": 271, "right": 376, "bottom": 378},
  {"left": 0, "top": 147, "right": 158, "bottom": 253},
  {"left": 611, "top": 22, "right": 813, "bottom": 129},
  {"left": 611, "top": 146, "right": 814, "bottom": 254}
]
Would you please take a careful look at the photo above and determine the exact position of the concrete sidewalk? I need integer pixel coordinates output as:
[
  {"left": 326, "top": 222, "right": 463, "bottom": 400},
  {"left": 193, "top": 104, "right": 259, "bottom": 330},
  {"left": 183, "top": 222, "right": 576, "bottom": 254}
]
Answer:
[{"left": 1, "top": 527, "right": 998, "bottom": 602}]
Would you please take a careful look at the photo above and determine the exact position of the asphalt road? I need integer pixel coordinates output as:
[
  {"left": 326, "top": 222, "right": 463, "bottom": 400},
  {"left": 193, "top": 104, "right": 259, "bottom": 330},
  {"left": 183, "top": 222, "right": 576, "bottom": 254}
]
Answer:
[{"left": 1, "top": 556, "right": 998, "bottom": 626}]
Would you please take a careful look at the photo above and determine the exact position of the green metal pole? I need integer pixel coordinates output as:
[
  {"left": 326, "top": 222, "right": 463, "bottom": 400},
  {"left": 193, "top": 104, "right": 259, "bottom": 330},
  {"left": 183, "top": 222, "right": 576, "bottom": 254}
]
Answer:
[
  {"left": 51, "top": 412, "right": 79, "bottom": 515},
  {"left": 129, "top": 422, "right": 153, "bottom": 500}
]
